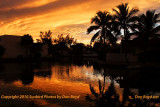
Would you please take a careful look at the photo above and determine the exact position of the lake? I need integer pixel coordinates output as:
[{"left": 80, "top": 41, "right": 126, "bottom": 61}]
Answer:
[{"left": 0, "top": 59, "right": 160, "bottom": 107}]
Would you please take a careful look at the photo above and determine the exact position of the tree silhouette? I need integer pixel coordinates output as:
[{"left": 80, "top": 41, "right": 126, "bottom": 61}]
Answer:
[
  {"left": 86, "top": 80, "right": 120, "bottom": 107},
  {"left": 87, "top": 11, "right": 114, "bottom": 44},
  {"left": 86, "top": 79, "right": 159, "bottom": 107},
  {"left": 71, "top": 43, "right": 85, "bottom": 56},
  {"left": 53, "top": 34, "right": 74, "bottom": 47},
  {"left": 40, "top": 30, "right": 52, "bottom": 45},
  {"left": 133, "top": 10, "right": 160, "bottom": 41},
  {"left": 112, "top": 3, "right": 139, "bottom": 62},
  {"left": 113, "top": 3, "right": 139, "bottom": 41},
  {"left": 40, "top": 30, "right": 52, "bottom": 55},
  {"left": 21, "top": 34, "right": 33, "bottom": 58}
]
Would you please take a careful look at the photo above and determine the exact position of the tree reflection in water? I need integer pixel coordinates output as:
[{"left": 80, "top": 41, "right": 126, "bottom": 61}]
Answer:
[
  {"left": 86, "top": 75, "right": 160, "bottom": 107},
  {"left": 86, "top": 78, "right": 120, "bottom": 107},
  {"left": 21, "top": 63, "right": 34, "bottom": 84}
]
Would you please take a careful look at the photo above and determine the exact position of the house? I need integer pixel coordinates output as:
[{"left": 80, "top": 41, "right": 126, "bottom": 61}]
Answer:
[
  {"left": 106, "top": 39, "right": 160, "bottom": 64},
  {"left": 106, "top": 53, "right": 138, "bottom": 64},
  {"left": 0, "top": 35, "right": 26, "bottom": 58},
  {"left": 0, "top": 35, "right": 49, "bottom": 58}
]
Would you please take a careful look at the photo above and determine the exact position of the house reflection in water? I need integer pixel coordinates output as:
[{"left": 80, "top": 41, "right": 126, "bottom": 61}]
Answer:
[
  {"left": 0, "top": 35, "right": 49, "bottom": 58},
  {"left": 0, "top": 63, "right": 34, "bottom": 84}
]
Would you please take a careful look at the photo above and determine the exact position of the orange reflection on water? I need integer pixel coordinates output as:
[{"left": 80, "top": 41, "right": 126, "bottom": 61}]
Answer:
[
  {"left": 12, "top": 64, "right": 124, "bottom": 103},
  {"left": 13, "top": 65, "right": 99, "bottom": 96}
]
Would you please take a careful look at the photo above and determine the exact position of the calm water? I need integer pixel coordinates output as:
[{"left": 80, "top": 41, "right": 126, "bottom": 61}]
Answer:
[{"left": 0, "top": 60, "right": 160, "bottom": 107}]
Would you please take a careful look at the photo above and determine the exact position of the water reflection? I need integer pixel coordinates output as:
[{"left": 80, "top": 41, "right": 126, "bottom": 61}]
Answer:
[
  {"left": 0, "top": 60, "right": 160, "bottom": 106},
  {"left": 86, "top": 79, "right": 120, "bottom": 107},
  {"left": 0, "top": 63, "right": 34, "bottom": 85},
  {"left": 86, "top": 75, "right": 160, "bottom": 107},
  {"left": 34, "top": 63, "right": 52, "bottom": 78}
]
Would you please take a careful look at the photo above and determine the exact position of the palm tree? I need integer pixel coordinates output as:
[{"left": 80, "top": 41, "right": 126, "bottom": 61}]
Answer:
[
  {"left": 113, "top": 3, "right": 139, "bottom": 41},
  {"left": 87, "top": 11, "right": 113, "bottom": 44},
  {"left": 130, "top": 10, "right": 160, "bottom": 63},
  {"left": 86, "top": 79, "right": 120, "bottom": 107},
  {"left": 21, "top": 34, "right": 33, "bottom": 58},
  {"left": 134, "top": 10, "right": 160, "bottom": 41},
  {"left": 113, "top": 3, "right": 139, "bottom": 62}
]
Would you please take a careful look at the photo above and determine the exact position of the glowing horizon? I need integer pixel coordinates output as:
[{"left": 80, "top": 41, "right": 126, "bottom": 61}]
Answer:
[{"left": 0, "top": 0, "right": 160, "bottom": 44}]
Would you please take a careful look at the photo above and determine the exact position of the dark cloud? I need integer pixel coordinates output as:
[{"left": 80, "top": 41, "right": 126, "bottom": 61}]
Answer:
[
  {"left": 0, "top": 0, "right": 30, "bottom": 9},
  {"left": 0, "top": 0, "right": 92, "bottom": 20}
]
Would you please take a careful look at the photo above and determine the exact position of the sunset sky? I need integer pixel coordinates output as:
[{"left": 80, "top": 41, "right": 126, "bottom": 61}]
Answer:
[{"left": 0, "top": 0, "right": 160, "bottom": 44}]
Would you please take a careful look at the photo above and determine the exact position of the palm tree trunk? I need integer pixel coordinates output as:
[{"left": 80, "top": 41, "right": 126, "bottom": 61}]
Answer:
[
  {"left": 124, "top": 28, "right": 128, "bottom": 63},
  {"left": 101, "top": 27, "right": 106, "bottom": 44},
  {"left": 100, "top": 36, "right": 103, "bottom": 43},
  {"left": 142, "top": 34, "right": 149, "bottom": 63},
  {"left": 103, "top": 30, "right": 105, "bottom": 44},
  {"left": 102, "top": 73, "right": 106, "bottom": 95}
]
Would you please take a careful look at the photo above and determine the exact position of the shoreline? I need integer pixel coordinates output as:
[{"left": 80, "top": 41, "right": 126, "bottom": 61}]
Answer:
[{"left": 0, "top": 57, "right": 160, "bottom": 70}]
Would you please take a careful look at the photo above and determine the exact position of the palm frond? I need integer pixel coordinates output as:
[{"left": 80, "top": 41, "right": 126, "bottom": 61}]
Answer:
[
  {"left": 91, "top": 31, "right": 100, "bottom": 42},
  {"left": 117, "top": 3, "right": 129, "bottom": 18},
  {"left": 128, "top": 23, "right": 141, "bottom": 32},
  {"left": 154, "top": 13, "right": 160, "bottom": 22},
  {"left": 127, "top": 16, "right": 141, "bottom": 23},
  {"left": 128, "top": 31, "right": 140, "bottom": 37},
  {"left": 152, "top": 25, "right": 160, "bottom": 33},
  {"left": 155, "top": 20, "right": 160, "bottom": 23},
  {"left": 85, "top": 94, "right": 94, "bottom": 102},
  {"left": 99, "top": 80, "right": 102, "bottom": 94},
  {"left": 128, "top": 8, "right": 139, "bottom": 18},
  {"left": 152, "top": 34, "right": 160, "bottom": 38},
  {"left": 97, "top": 11, "right": 103, "bottom": 18},
  {"left": 146, "top": 10, "right": 155, "bottom": 16},
  {"left": 87, "top": 26, "right": 100, "bottom": 34},
  {"left": 139, "top": 14, "right": 146, "bottom": 24},
  {"left": 124, "top": 3, "right": 129, "bottom": 8},
  {"left": 91, "top": 16, "right": 100, "bottom": 24},
  {"left": 113, "top": 9, "right": 121, "bottom": 18},
  {"left": 90, "top": 84, "right": 98, "bottom": 98}
]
